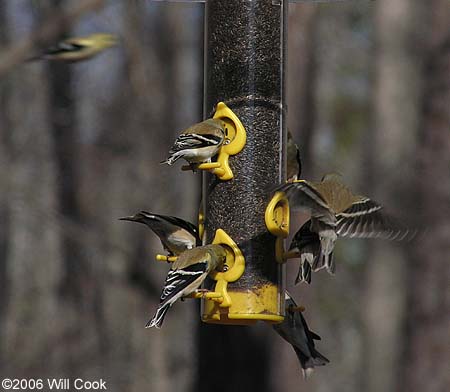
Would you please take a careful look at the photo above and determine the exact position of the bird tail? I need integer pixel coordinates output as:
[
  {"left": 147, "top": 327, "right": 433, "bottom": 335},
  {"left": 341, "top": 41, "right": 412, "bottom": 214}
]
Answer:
[
  {"left": 145, "top": 303, "right": 171, "bottom": 329},
  {"left": 295, "top": 261, "right": 312, "bottom": 285},
  {"left": 160, "top": 151, "right": 181, "bottom": 165},
  {"left": 313, "top": 249, "right": 335, "bottom": 274},
  {"left": 293, "top": 347, "right": 329, "bottom": 379}
]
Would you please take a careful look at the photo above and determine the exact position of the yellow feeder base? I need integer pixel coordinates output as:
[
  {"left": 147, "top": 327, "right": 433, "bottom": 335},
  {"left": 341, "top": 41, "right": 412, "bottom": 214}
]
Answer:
[{"left": 201, "top": 283, "right": 284, "bottom": 325}]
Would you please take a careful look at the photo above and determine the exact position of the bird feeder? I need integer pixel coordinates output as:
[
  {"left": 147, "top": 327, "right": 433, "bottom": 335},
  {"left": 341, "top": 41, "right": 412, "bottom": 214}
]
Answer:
[{"left": 201, "top": 0, "right": 288, "bottom": 325}]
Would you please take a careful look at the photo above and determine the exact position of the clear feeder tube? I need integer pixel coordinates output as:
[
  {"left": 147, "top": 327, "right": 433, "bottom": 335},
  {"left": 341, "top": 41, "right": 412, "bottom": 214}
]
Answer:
[{"left": 201, "top": 0, "right": 288, "bottom": 324}]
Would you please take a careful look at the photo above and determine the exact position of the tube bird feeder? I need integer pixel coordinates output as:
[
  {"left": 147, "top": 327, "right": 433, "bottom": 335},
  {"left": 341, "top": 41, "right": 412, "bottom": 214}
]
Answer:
[{"left": 201, "top": 0, "right": 288, "bottom": 325}]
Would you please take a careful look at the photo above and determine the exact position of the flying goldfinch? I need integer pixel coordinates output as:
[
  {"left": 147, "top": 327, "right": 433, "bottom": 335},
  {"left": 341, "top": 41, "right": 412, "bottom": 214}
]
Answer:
[
  {"left": 28, "top": 33, "right": 118, "bottom": 62},
  {"left": 287, "top": 131, "right": 302, "bottom": 181},
  {"left": 279, "top": 173, "right": 415, "bottom": 276},
  {"left": 161, "top": 119, "right": 226, "bottom": 167},
  {"left": 273, "top": 292, "right": 329, "bottom": 378},
  {"left": 146, "top": 244, "right": 226, "bottom": 328},
  {"left": 120, "top": 211, "right": 200, "bottom": 256}
]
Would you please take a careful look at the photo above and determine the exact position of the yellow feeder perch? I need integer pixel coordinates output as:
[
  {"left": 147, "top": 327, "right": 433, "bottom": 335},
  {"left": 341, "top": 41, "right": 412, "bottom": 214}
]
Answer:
[
  {"left": 198, "top": 204, "right": 205, "bottom": 244},
  {"left": 265, "top": 191, "right": 290, "bottom": 263},
  {"left": 155, "top": 254, "right": 178, "bottom": 263}
]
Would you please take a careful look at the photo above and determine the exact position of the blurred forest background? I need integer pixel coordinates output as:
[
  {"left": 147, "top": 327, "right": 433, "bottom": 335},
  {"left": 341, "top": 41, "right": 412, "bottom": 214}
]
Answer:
[{"left": 0, "top": 0, "right": 449, "bottom": 391}]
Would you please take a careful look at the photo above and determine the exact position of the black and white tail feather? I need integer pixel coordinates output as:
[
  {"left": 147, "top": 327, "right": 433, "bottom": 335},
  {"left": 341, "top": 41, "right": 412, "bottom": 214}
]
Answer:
[{"left": 290, "top": 220, "right": 321, "bottom": 284}]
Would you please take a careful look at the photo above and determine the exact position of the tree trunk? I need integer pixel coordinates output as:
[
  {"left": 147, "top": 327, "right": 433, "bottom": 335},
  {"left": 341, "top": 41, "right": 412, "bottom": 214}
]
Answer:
[
  {"left": 363, "top": 1, "right": 424, "bottom": 391},
  {"left": 403, "top": 1, "right": 450, "bottom": 391},
  {"left": 0, "top": 0, "right": 11, "bottom": 369}
]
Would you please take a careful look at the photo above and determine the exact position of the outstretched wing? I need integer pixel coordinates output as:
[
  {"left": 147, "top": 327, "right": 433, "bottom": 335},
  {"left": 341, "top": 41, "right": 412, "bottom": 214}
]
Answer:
[
  {"left": 336, "top": 198, "right": 414, "bottom": 240},
  {"left": 278, "top": 181, "right": 335, "bottom": 222}
]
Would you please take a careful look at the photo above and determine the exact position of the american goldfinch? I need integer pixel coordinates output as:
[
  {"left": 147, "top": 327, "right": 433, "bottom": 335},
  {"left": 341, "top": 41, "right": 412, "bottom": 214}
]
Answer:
[
  {"left": 161, "top": 119, "right": 226, "bottom": 166},
  {"left": 273, "top": 292, "right": 329, "bottom": 378},
  {"left": 120, "top": 211, "right": 200, "bottom": 256},
  {"left": 28, "top": 33, "right": 118, "bottom": 62},
  {"left": 280, "top": 173, "right": 415, "bottom": 275},
  {"left": 287, "top": 131, "right": 302, "bottom": 181},
  {"left": 146, "top": 244, "right": 226, "bottom": 328},
  {"left": 288, "top": 220, "right": 321, "bottom": 284}
]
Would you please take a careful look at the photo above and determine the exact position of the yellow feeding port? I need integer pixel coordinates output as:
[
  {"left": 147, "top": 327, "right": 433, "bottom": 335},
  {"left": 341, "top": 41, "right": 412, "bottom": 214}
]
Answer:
[
  {"left": 265, "top": 191, "right": 290, "bottom": 264},
  {"left": 200, "top": 229, "right": 285, "bottom": 325},
  {"left": 201, "top": 284, "right": 285, "bottom": 325}
]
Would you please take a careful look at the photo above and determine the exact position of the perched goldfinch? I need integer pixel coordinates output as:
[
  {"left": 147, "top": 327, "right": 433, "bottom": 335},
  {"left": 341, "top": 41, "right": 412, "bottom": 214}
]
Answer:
[
  {"left": 288, "top": 220, "right": 321, "bottom": 284},
  {"left": 120, "top": 211, "right": 200, "bottom": 256},
  {"left": 28, "top": 33, "right": 118, "bottom": 62},
  {"left": 146, "top": 244, "right": 226, "bottom": 328},
  {"left": 287, "top": 131, "right": 302, "bottom": 181},
  {"left": 161, "top": 119, "right": 226, "bottom": 167},
  {"left": 273, "top": 292, "right": 329, "bottom": 378},
  {"left": 279, "top": 173, "right": 415, "bottom": 275}
]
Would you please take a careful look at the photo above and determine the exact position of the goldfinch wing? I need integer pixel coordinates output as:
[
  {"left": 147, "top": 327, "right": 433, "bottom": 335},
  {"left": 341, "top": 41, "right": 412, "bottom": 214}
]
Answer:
[
  {"left": 279, "top": 181, "right": 334, "bottom": 220},
  {"left": 158, "top": 262, "right": 207, "bottom": 307},
  {"left": 336, "top": 198, "right": 413, "bottom": 240},
  {"left": 289, "top": 220, "right": 320, "bottom": 251},
  {"left": 141, "top": 212, "right": 200, "bottom": 246},
  {"left": 170, "top": 133, "right": 223, "bottom": 153},
  {"left": 45, "top": 42, "right": 84, "bottom": 55}
]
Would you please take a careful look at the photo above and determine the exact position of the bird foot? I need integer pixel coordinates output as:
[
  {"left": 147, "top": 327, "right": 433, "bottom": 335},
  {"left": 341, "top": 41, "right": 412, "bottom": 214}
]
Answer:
[
  {"left": 189, "top": 290, "right": 224, "bottom": 304},
  {"left": 181, "top": 163, "right": 199, "bottom": 172},
  {"left": 287, "top": 305, "right": 306, "bottom": 313}
]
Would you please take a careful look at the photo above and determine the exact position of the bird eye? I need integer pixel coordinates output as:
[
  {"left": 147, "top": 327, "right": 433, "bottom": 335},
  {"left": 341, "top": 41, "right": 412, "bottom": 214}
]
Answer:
[{"left": 222, "top": 265, "right": 229, "bottom": 272}]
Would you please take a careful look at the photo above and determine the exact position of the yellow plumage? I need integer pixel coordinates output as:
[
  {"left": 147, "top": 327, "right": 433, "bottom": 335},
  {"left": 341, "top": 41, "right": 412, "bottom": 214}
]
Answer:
[{"left": 29, "top": 33, "right": 118, "bottom": 62}]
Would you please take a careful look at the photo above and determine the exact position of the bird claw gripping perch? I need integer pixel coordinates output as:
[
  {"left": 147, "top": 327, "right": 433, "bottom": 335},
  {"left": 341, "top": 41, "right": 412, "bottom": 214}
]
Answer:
[
  {"left": 181, "top": 102, "right": 247, "bottom": 181},
  {"left": 191, "top": 289, "right": 224, "bottom": 304},
  {"left": 265, "top": 191, "right": 290, "bottom": 263},
  {"left": 288, "top": 304, "right": 306, "bottom": 313},
  {"left": 155, "top": 254, "right": 178, "bottom": 263}
]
